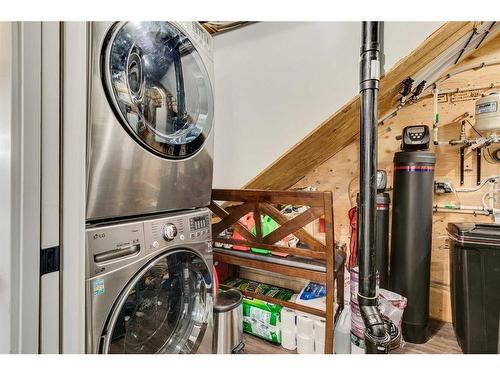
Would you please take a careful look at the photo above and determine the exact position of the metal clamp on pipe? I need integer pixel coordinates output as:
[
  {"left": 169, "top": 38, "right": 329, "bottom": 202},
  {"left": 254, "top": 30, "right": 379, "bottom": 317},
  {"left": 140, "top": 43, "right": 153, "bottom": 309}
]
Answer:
[{"left": 358, "top": 293, "right": 391, "bottom": 353}]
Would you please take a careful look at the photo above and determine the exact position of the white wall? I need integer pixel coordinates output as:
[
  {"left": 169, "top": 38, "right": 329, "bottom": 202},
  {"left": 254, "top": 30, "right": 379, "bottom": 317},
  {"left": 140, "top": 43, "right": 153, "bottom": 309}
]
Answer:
[{"left": 213, "top": 21, "right": 443, "bottom": 188}]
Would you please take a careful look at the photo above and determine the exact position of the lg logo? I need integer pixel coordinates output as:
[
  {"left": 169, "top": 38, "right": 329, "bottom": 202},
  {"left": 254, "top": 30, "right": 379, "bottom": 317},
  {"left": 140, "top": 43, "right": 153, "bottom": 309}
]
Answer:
[{"left": 93, "top": 233, "right": 106, "bottom": 240}]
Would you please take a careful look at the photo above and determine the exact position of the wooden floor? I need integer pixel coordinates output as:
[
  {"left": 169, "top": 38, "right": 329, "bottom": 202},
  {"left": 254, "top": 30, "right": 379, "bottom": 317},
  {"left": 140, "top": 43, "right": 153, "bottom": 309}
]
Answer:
[
  {"left": 242, "top": 320, "right": 462, "bottom": 354},
  {"left": 394, "top": 320, "right": 462, "bottom": 354}
]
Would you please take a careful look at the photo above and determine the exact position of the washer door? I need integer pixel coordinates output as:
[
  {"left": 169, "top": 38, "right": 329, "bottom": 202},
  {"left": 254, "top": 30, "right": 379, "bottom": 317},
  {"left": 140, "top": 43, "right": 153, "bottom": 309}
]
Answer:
[
  {"left": 101, "top": 249, "right": 212, "bottom": 354},
  {"left": 102, "top": 22, "right": 213, "bottom": 159}
]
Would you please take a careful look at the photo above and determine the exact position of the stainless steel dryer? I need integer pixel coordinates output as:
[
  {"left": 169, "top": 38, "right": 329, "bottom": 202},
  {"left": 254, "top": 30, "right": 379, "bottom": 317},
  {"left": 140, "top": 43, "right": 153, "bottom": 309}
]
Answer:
[
  {"left": 85, "top": 208, "right": 213, "bottom": 354},
  {"left": 87, "top": 22, "right": 214, "bottom": 221}
]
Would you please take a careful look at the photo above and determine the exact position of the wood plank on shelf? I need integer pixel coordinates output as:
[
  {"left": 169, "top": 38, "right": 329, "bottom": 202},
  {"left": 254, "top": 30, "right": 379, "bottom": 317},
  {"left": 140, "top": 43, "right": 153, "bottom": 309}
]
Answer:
[
  {"left": 212, "top": 188, "right": 326, "bottom": 207},
  {"left": 323, "top": 191, "right": 336, "bottom": 354},
  {"left": 214, "top": 251, "right": 327, "bottom": 284},
  {"left": 213, "top": 239, "right": 326, "bottom": 259}
]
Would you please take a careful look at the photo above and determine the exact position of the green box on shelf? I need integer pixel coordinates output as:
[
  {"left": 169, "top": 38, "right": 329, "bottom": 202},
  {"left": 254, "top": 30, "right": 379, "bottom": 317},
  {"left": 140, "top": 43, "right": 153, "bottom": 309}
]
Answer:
[
  {"left": 242, "top": 298, "right": 282, "bottom": 344},
  {"left": 222, "top": 278, "right": 294, "bottom": 301}
]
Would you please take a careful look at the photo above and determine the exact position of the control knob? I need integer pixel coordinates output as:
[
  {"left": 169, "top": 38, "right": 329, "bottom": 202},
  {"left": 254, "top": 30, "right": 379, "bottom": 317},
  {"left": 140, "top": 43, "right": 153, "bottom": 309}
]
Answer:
[{"left": 162, "top": 223, "right": 178, "bottom": 241}]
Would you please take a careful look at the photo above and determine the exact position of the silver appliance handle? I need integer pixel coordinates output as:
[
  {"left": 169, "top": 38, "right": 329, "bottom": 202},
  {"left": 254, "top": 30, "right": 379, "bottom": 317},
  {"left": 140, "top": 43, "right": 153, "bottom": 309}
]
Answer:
[{"left": 94, "top": 244, "right": 141, "bottom": 263}]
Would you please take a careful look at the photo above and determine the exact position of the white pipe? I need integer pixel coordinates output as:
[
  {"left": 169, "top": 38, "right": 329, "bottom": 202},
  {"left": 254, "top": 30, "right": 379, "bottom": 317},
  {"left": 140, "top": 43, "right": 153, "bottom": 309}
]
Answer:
[
  {"left": 432, "top": 83, "right": 500, "bottom": 96},
  {"left": 489, "top": 182, "right": 496, "bottom": 209},
  {"left": 460, "top": 121, "right": 466, "bottom": 142},
  {"left": 378, "top": 58, "right": 500, "bottom": 126},
  {"left": 437, "top": 178, "right": 500, "bottom": 219},
  {"left": 433, "top": 87, "right": 439, "bottom": 145},
  {"left": 435, "top": 203, "right": 487, "bottom": 211},
  {"left": 434, "top": 58, "right": 500, "bottom": 86},
  {"left": 434, "top": 205, "right": 490, "bottom": 216},
  {"left": 482, "top": 187, "right": 499, "bottom": 212},
  {"left": 455, "top": 175, "right": 499, "bottom": 192}
]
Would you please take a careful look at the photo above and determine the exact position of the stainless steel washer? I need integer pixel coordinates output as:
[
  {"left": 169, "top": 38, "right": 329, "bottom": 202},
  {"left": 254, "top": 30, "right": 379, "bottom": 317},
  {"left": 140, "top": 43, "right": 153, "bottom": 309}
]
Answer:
[
  {"left": 85, "top": 208, "right": 213, "bottom": 354},
  {"left": 86, "top": 22, "right": 214, "bottom": 221}
]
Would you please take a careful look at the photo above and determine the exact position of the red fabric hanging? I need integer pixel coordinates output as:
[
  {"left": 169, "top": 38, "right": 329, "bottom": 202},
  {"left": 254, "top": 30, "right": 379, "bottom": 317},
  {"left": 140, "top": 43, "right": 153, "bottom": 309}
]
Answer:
[
  {"left": 213, "top": 265, "right": 219, "bottom": 296},
  {"left": 348, "top": 206, "right": 358, "bottom": 270}
]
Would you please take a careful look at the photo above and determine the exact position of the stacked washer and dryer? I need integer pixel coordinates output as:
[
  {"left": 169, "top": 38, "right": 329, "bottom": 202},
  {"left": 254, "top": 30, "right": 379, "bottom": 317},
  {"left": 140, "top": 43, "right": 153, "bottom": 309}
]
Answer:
[{"left": 85, "top": 22, "right": 215, "bottom": 354}]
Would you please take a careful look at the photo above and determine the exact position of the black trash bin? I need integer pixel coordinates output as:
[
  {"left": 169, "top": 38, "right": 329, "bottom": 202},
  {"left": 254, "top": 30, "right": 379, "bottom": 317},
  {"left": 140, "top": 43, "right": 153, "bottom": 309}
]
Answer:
[{"left": 448, "top": 222, "right": 500, "bottom": 354}]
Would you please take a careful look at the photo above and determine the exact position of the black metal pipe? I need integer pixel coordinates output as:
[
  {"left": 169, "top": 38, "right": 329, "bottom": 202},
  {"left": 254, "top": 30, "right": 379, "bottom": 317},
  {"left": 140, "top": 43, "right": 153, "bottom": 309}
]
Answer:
[
  {"left": 460, "top": 146, "right": 466, "bottom": 185},
  {"left": 357, "top": 21, "right": 390, "bottom": 353}
]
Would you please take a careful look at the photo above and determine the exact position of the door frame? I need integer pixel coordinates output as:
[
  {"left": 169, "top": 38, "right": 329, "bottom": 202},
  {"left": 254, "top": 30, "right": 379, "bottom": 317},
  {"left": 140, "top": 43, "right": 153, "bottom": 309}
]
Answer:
[{"left": 0, "top": 21, "right": 42, "bottom": 354}]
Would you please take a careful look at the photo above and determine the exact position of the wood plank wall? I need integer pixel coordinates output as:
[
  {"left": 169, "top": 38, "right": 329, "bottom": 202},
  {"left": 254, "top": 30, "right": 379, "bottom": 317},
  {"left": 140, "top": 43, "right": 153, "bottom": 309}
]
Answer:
[{"left": 293, "top": 34, "right": 500, "bottom": 322}]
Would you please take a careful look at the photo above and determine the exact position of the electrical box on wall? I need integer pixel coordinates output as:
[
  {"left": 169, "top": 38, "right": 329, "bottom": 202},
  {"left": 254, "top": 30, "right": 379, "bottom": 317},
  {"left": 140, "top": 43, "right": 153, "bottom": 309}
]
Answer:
[{"left": 434, "top": 181, "right": 453, "bottom": 194}]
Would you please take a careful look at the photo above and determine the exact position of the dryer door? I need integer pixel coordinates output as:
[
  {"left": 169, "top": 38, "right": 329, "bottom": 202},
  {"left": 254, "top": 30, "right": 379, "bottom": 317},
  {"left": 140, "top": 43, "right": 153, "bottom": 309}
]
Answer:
[
  {"left": 102, "top": 22, "right": 213, "bottom": 159},
  {"left": 101, "top": 249, "right": 212, "bottom": 354}
]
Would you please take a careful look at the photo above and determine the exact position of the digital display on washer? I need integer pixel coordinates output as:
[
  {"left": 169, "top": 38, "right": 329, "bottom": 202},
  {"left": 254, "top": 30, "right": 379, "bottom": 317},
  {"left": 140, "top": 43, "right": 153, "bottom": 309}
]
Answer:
[{"left": 190, "top": 216, "right": 208, "bottom": 230}]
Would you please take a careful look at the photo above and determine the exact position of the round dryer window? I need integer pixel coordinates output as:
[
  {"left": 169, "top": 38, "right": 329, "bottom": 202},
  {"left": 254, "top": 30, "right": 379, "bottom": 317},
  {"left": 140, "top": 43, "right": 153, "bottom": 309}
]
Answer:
[
  {"left": 101, "top": 250, "right": 212, "bottom": 354},
  {"left": 102, "top": 22, "right": 213, "bottom": 159}
]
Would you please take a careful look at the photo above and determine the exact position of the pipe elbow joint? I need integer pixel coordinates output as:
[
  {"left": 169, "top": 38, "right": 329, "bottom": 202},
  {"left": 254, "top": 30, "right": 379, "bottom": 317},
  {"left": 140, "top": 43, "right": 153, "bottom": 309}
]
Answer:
[{"left": 359, "top": 304, "right": 386, "bottom": 337}]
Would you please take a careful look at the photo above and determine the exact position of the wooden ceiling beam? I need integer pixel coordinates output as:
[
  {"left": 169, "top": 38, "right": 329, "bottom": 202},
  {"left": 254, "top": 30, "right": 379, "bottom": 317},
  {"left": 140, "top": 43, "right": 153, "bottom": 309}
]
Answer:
[{"left": 244, "top": 22, "right": 475, "bottom": 190}]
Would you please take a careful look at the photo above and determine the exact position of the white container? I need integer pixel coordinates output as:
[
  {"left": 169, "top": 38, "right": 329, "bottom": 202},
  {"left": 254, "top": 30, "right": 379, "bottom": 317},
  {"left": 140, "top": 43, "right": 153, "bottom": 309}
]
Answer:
[
  {"left": 297, "top": 334, "right": 315, "bottom": 354},
  {"left": 281, "top": 308, "right": 296, "bottom": 331},
  {"left": 297, "top": 315, "right": 314, "bottom": 337},
  {"left": 333, "top": 306, "right": 351, "bottom": 354},
  {"left": 281, "top": 329, "right": 297, "bottom": 351},
  {"left": 475, "top": 93, "right": 500, "bottom": 134},
  {"left": 313, "top": 319, "right": 326, "bottom": 354}
]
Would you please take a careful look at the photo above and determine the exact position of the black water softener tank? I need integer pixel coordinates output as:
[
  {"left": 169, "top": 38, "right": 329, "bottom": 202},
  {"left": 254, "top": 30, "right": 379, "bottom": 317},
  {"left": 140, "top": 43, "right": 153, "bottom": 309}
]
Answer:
[
  {"left": 356, "top": 170, "right": 390, "bottom": 288},
  {"left": 376, "top": 192, "right": 390, "bottom": 289},
  {"left": 390, "top": 125, "right": 436, "bottom": 344}
]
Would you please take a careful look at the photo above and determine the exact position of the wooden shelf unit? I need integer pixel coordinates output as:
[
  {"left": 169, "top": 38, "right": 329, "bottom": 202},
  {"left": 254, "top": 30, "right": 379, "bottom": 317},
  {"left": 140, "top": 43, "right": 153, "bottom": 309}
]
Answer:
[{"left": 209, "top": 188, "right": 346, "bottom": 354}]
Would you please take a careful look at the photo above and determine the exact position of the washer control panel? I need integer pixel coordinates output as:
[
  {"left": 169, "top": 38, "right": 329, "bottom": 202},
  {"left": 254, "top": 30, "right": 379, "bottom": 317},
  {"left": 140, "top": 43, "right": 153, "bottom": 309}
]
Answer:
[
  {"left": 86, "top": 209, "right": 212, "bottom": 279},
  {"left": 189, "top": 215, "right": 210, "bottom": 239},
  {"left": 143, "top": 209, "right": 212, "bottom": 251}
]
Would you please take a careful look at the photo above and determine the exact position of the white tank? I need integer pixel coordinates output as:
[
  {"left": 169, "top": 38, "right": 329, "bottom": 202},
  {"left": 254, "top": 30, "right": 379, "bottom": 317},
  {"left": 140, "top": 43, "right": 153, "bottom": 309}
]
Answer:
[{"left": 475, "top": 93, "right": 500, "bottom": 134}]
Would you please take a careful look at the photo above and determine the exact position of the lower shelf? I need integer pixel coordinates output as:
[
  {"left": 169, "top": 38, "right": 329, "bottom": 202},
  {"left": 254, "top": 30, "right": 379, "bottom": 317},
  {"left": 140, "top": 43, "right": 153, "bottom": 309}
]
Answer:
[{"left": 220, "top": 284, "right": 327, "bottom": 318}]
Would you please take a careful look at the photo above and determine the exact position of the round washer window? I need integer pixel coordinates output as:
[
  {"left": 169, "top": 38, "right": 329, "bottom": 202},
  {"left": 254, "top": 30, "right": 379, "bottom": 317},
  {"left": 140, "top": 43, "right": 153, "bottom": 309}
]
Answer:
[
  {"left": 102, "top": 250, "right": 212, "bottom": 354},
  {"left": 102, "top": 22, "right": 213, "bottom": 159}
]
